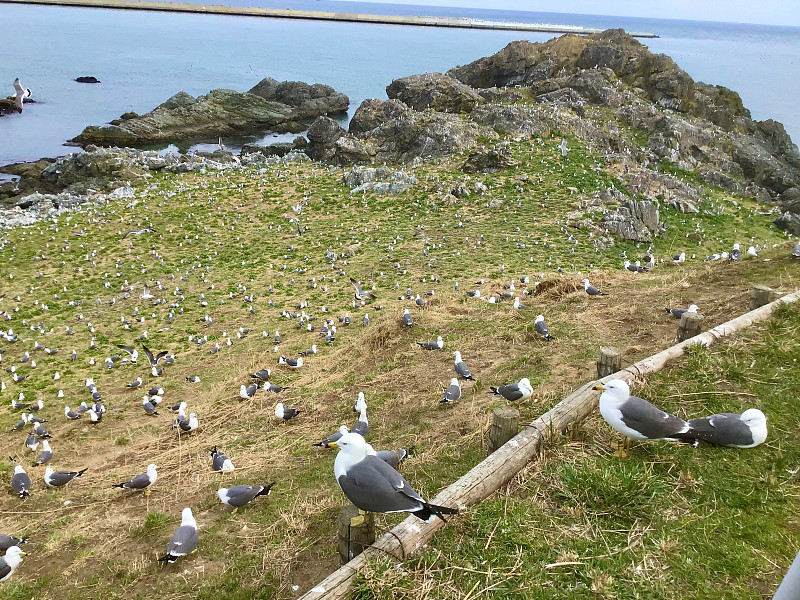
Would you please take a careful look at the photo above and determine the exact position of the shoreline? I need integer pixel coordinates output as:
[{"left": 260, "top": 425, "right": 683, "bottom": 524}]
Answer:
[{"left": 0, "top": 0, "right": 659, "bottom": 37}]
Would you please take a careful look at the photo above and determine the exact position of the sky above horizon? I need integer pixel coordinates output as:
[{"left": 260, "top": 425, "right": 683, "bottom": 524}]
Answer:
[{"left": 332, "top": 0, "right": 800, "bottom": 27}]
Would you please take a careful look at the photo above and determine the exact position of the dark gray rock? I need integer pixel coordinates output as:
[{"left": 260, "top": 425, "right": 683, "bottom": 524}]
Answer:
[
  {"left": 460, "top": 143, "right": 519, "bottom": 173},
  {"left": 601, "top": 198, "right": 660, "bottom": 242},
  {"left": 386, "top": 72, "right": 484, "bottom": 113},
  {"left": 246, "top": 78, "right": 349, "bottom": 119},
  {"left": 306, "top": 116, "right": 346, "bottom": 162},
  {"left": 470, "top": 104, "right": 549, "bottom": 138},
  {"left": 773, "top": 211, "right": 800, "bottom": 236},
  {"left": 71, "top": 80, "right": 348, "bottom": 148}
]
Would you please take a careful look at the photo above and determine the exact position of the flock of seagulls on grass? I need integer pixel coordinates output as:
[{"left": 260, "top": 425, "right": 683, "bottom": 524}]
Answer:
[{"left": 0, "top": 148, "right": 796, "bottom": 589}]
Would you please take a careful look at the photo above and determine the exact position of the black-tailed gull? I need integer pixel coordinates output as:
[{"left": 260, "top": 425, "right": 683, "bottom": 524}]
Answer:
[
  {"left": 592, "top": 380, "right": 693, "bottom": 452},
  {"left": 582, "top": 279, "right": 607, "bottom": 296},
  {"left": 44, "top": 467, "right": 87, "bottom": 487},
  {"left": 453, "top": 351, "right": 474, "bottom": 380},
  {"left": 490, "top": 378, "right": 533, "bottom": 402},
  {"left": 0, "top": 535, "right": 27, "bottom": 552},
  {"left": 113, "top": 463, "right": 157, "bottom": 493},
  {"left": 441, "top": 378, "right": 461, "bottom": 403},
  {"left": 686, "top": 409, "right": 767, "bottom": 448},
  {"left": 275, "top": 402, "right": 300, "bottom": 423},
  {"left": 12, "top": 78, "right": 31, "bottom": 114},
  {"left": 210, "top": 446, "right": 235, "bottom": 472},
  {"left": 332, "top": 432, "right": 457, "bottom": 525},
  {"left": 665, "top": 304, "right": 698, "bottom": 319},
  {"left": 417, "top": 336, "right": 443, "bottom": 350},
  {"left": 534, "top": 315, "right": 554, "bottom": 341},
  {"left": 0, "top": 545, "right": 26, "bottom": 582},
  {"left": 11, "top": 465, "right": 31, "bottom": 498},
  {"left": 217, "top": 483, "right": 275, "bottom": 507},
  {"left": 158, "top": 508, "right": 198, "bottom": 563}
]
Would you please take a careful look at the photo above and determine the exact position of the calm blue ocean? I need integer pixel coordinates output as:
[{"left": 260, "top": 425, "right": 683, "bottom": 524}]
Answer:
[{"left": 0, "top": 0, "right": 798, "bottom": 166}]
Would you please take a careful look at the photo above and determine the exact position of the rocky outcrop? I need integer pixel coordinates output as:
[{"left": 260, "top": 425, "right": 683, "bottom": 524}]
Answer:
[
  {"left": 343, "top": 166, "right": 416, "bottom": 195},
  {"left": 75, "top": 76, "right": 101, "bottom": 84},
  {"left": 306, "top": 116, "right": 346, "bottom": 162},
  {"left": 331, "top": 98, "right": 495, "bottom": 165},
  {"left": 470, "top": 104, "right": 549, "bottom": 138},
  {"left": 246, "top": 78, "right": 349, "bottom": 119},
  {"left": 70, "top": 78, "right": 349, "bottom": 148},
  {"left": 386, "top": 73, "right": 484, "bottom": 113},
  {"left": 460, "top": 144, "right": 519, "bottom": 173},
  {"left": 0, "top": 145, "right": 308, "bottom": 208},
  {"left": 601, "top": 198, "right": 661, "bottom": 242}
]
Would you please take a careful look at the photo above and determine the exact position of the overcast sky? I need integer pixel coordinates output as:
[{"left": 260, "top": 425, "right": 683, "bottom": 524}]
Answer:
[{"left": 336, "top": 1, "right": 800, "bottom": 27}]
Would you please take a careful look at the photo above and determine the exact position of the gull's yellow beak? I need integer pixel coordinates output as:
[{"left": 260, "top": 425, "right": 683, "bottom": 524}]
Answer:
[
  {"left": 19, "top": 550, "right": 27, "bottom": 556},
  {"left": 329, "top": 441, "right": 339, "bottom": 449},
  {"left": 592, "top": 384, "right": 606, "bottom": 391}
]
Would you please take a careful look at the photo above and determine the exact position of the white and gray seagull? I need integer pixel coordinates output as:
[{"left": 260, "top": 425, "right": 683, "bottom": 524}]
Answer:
[{"left": 12, "top": 78, "right": 31, "bottom": 114}]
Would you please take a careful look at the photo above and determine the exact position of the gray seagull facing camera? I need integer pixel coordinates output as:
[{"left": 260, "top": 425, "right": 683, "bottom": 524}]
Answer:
[
  {"left": 158, "top": 507, "right": 198, "bottom": 564},
  {"left": 332, "top": 432, "right": 457, "bottom": 526},
  {"left": 217, "top": 483, "right": 275, "bottom": 507}
]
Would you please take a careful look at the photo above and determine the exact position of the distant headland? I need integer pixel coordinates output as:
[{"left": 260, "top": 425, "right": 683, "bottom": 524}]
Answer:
[{"left": 0, "top": 0, "right": 659, "bottom": 37}]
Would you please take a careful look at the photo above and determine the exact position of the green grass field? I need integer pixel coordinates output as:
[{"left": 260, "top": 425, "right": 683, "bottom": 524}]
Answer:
[{"left": 0, "top": 133, "right": 798, "bottom": 599}]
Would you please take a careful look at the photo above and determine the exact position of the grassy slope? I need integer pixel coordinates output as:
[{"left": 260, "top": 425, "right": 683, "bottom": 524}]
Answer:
[
  {"left": 352, "top": 302, "right": 800, "bottom": 600},
  {"left": 0, "top": 134, "right": 797, "bottom": 599}
]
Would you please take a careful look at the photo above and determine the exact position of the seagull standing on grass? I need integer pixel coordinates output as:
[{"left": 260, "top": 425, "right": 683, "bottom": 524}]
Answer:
[
  {"left": 559, "top": 136, "right": 568, "bottom": 159},
  {"left": 453, "top": 350, "right": 474, "bottom": 380},
  {"left": 0, "top": 546, "right": 27, "bottom": 582},
  {"left": 582, "top": 279, "right": 607, "bottom": 296},
  {"left": 158, "top": 508, "right": 199, "bottom": 564},
  {"left": 534, "top": 315, "right": 554, "bottom": 341}
]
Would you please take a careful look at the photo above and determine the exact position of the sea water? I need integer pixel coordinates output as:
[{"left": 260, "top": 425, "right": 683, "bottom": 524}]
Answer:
[{"left": 0, "top": 0, "right": 798, "bottom": 166}]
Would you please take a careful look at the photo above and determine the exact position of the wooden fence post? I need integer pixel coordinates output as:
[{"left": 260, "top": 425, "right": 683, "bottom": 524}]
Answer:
[
  {"left": 337, "top": 505, "right": 375, "bottom": 565},
  {"left": 750, "top": 285, "right": 776, "bottom": 310},
  {"left": 678, "top": 312, "right": 704, "bottom": 341},
  {"left": 488, "top": 406, "right": 520, "bottom": 455},
  {"left": 597, "top": 347, "right": 623, "bottom": 379}
]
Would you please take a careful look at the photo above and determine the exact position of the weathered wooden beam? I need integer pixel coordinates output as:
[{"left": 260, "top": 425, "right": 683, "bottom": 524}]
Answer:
[
  {"left": 337, "top": 505, "right": 375, "bottom": 565},
  {"left": 487, "top": 406, "right": 519, "bottom": 455},
  {"left": 750, "top": 284, "right": 776, "bottom": 310},
  {"left": 597, "top": 346, "right": 623, "bottom": 379},
  {"left": 677, "top": 312, "right": 704, "bottom": 341},
  {"left": 298, "top": 288, "right": 800, "bottom": 600}
]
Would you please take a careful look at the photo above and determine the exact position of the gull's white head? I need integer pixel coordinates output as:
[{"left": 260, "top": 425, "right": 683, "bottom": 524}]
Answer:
[
  {"left": 535, "top": 315, "right": 544, "bottom": 323},
  {"left": 741, "top": 408, "right": 768, "bottom": 446},
  {"left": 593, "top": 379, "right": 631, "bottom": 404},
  {"left": 180, "top": 507, "right": 196, "bottom": 527},
  {"left": 688, "top": 304, "right": 698, "bottom": 312}
]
